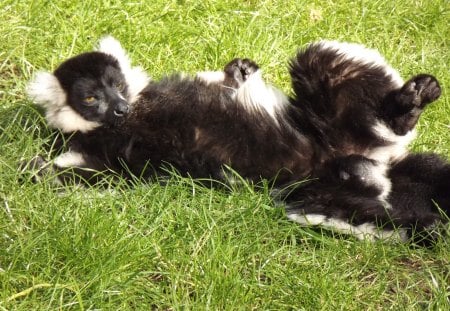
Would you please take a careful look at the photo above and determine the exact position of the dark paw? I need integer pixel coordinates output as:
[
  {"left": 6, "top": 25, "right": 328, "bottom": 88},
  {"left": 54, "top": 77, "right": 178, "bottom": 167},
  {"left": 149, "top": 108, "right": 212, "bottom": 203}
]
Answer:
[
  {"left": 18, "top": 156, "right": 51, "bottom": 183},
  {"left": 397, "top": 74, "right": 441, "bottom": 109},
  {"left": 223, "top": 58, "right": 260, "bottom": 88}
]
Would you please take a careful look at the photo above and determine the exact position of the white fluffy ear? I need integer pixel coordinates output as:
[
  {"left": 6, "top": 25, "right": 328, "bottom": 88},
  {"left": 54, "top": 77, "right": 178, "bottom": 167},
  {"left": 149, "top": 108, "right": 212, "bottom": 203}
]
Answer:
[
  {"left": 97, "top": 36, "right": 150, "bottom": 103},
  {"left": 97, "top": 36, "right": 132, "bottom": 72},
  {"left": 27, "top": 72, "right": 101, "bottom": 133},
  {"left": 27, "top": 71, "right": 66, "bottom": 109}
]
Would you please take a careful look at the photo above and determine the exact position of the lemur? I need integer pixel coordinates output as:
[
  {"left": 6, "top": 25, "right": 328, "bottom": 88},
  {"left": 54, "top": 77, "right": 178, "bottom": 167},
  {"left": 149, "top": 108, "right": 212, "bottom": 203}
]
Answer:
[{"left": 26, "top": 37, "right": 448, "bottom": 243}]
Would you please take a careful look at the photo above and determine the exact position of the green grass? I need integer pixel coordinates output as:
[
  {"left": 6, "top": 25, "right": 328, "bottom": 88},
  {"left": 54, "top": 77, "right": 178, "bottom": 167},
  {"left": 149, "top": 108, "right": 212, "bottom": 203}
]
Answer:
[{"left": 1, "top": 0, "right": 449, "bottom": 309}]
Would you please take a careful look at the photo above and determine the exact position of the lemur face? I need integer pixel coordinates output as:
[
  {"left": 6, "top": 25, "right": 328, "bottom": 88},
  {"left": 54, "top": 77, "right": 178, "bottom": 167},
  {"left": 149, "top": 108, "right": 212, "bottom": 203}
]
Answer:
[{"left": 54, "top": 52, "right": 130, "bottom": 126}]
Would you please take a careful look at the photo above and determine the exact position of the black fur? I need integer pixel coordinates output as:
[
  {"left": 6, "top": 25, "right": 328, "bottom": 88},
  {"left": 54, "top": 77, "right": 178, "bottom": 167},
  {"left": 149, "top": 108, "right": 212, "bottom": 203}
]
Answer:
[
  {"left": 283, "top": 153, "right": 450, "bottom": 244},
  {"left": 388, "top": 153, "right": 450, "bottom": 218}
]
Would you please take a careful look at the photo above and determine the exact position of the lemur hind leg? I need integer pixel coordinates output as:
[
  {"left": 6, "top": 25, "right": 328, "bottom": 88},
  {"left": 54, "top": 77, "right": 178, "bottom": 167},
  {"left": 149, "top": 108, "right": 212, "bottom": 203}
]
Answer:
[
  {"left": 283, "top": 154, "right": 448, "bottom": 244},
  {"left": 397, "top": 74, "right": 441, "bottom": 108},
  {"left": 195, "top": 58, "right": 260, "bottom": 88},
  {"left": 223, "top": 58, "right": 260, "bottom": 88},
  {"left": 385, "top": 74, "right": 441, "bottom": 135}
]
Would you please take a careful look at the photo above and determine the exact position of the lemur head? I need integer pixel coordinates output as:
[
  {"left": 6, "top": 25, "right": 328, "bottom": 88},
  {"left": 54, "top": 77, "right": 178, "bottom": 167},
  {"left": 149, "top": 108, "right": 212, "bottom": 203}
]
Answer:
[
  {"left": 55, "top": 51, "right": 130, "bottom": 126},
  {"left": 27, "top": 36, "right": 150, "bottom": 133}
]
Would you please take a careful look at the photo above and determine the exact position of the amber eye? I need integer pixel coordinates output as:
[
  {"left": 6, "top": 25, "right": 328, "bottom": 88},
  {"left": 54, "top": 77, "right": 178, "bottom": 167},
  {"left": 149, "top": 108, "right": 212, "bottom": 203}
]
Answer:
[
  {"left": 84, "top": 96, "right": 96, "bottom": 105},
  {"left": 114, "top": 82, "right": 124, "bottom": 91}
]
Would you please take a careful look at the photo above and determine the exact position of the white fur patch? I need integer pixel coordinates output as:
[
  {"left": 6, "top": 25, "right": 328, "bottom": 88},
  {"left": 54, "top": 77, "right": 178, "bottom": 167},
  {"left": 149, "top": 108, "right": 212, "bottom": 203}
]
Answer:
[
  {"left": 318, "top": 41, "right": 404, "bottom": 88},
  {"left": 54, "top": 151, "right": 86, "bottom": 168},
  {"left": 27, "top": 72, "right": 101, "bottom": 133},
  {"left": 27, "top": 72, "right": 66, "bottom": 107},
  {"left": 196, "top": 71, "right": 226, "bottom": 84},
  {"left": 351, "top": 159, "right": 392, "bottom": 206},
  {"left": 287, "top": 213, "right": 408, "bottom": 241},
  {"left": 97, "top": 36, "right": 150, "bottom": 103},
  {"left": 236, "top": 70, "right": 289, "bottom": 121},
  {"left": 368, "top": 121, "right": 416, "bottom": 163},
  {"left": 370, "top": 162, "right": 392, "bottom": 204},
  {"left": 46, "top": 105, "right": 102, "bottom": 133}
]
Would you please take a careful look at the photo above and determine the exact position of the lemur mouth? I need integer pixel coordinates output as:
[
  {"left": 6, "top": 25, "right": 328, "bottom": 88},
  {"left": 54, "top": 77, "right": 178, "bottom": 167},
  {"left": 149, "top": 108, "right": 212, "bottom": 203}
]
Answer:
[{"left": 114, "top": 110, "right": 126, "bottom": 117}]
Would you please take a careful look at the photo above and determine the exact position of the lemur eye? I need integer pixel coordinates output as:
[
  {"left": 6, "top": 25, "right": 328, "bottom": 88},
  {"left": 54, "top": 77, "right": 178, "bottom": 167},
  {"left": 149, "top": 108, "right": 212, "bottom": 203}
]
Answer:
[
  {"left": 114, "top": 82, "right": 125, "bottom": 91},
  {"left": 84, "top": 96, "right": 96, "bottom": 105}
]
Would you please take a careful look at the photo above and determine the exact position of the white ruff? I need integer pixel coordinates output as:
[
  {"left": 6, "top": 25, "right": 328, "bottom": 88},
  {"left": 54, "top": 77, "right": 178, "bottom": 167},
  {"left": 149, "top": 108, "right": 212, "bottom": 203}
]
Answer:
[
  {"left": 97, "top": 36, "right": 150, "bottom": 103},
  {"left": 370, "top": 161, "right": 392, "bottom": 204},
  {"left": 27, "top": 72, "right": 101, "bottom": 133}
]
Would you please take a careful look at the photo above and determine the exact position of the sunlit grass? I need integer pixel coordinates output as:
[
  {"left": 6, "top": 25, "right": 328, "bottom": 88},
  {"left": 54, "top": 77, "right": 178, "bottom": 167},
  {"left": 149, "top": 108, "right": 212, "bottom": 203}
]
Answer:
[{"left": 1, "top": 0, "right": 449, "bottom": 309}]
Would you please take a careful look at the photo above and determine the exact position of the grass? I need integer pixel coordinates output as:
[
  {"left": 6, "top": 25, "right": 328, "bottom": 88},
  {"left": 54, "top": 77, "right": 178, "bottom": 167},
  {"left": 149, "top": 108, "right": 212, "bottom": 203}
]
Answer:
[{"left": 1, "top": 0, "right": 449, "bottom": 309}]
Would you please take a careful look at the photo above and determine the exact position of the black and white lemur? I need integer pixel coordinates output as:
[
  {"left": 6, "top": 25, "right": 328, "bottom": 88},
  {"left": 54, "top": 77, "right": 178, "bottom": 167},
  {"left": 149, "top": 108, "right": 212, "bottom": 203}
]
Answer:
[{"left": 26, "top": 37, "right": 449, "bottom": 243}]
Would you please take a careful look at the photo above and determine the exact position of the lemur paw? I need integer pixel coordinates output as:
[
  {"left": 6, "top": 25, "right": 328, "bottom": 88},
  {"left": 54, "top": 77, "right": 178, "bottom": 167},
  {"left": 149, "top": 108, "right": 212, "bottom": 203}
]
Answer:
[
  {"left": 224, "top": 58, "right": 260, "bottom": 88},
  {"left": 19, "top": 156, "right": 51, "bottom": 183},
  {"left": 397, "top": 74, "right": 441, "bottom": 109}
]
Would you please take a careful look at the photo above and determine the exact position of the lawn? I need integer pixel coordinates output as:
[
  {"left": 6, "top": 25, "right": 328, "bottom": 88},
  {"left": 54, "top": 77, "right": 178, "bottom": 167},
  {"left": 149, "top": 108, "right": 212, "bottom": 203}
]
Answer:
[{"left": 1, "top": 0, "right": 449, "bottom": 309}]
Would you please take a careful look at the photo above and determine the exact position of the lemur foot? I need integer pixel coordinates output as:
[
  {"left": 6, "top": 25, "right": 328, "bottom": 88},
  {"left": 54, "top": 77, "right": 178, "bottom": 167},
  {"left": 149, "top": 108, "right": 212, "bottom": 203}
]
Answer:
[
  {"left": 19, "top": 156, "right": 51, "bottom": 183},
  {"left": 224, "top": 58, "right": 260, "bottom": 88},
  {"left": 397, "top": 74, "right": 441, "bottom": 109},
  {"left": 388, "top": 74, "right": 441, "bottom": 135}
]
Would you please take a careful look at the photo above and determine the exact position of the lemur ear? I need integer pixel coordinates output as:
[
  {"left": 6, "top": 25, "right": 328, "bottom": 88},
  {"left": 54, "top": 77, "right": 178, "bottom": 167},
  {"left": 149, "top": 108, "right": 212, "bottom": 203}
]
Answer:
[
  {"left": 27, "top": 71, "right": 66, "bottom": 109},
  {"left": 96, "top": 36, "right": 150, "bottom": 103},
  {"left": 27, "top": 71, "right": 101, "bottom": 133},
  {"left": 97, "top": 36, "right": 133, "bottom": 72}
]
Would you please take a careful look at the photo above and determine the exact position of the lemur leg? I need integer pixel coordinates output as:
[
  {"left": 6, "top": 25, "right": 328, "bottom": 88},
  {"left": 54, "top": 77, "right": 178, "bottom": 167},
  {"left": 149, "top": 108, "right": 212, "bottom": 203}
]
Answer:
[
  {"left": 196, "top": 58, "right": 260, "bottom": 88},
  {"left": 21, "top": 151, "right": 110, "bottom": 186},
  {"left": 389, "top": 153, "right": 450, "bottom": 215},
  {"left": 385, "top": 74, "right": 441, "bottom": 135},
  {"left": 223, "top": 58, "right": 260, "bottom": 88},
  {"left": 283, "top": 154, "right": 447, "bottom": 244},
  {"left": 284, "top": 175, "right": 445, "bottom": 244},
  {"left": 197, "top": 58, "right": 287, "bottom": 119},
  {"left": 285, "top": 191, "right": 409, "bottom": 242},
  {"left": 225, "top": 58, "right": 288, "bottom": 118}
]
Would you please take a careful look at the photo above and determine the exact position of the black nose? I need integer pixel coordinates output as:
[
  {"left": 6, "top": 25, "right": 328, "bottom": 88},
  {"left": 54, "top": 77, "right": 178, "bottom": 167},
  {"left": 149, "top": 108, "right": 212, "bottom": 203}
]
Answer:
[{"left": 114, "top": 102, "right": 129, "bottom": 117}]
